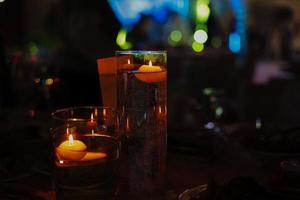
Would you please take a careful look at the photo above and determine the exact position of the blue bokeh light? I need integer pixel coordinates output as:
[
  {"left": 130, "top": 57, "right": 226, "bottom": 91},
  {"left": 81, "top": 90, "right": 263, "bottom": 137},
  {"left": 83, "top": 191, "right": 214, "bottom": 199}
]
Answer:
[
  {"left": 229, "top": 32, "right": 241, "bottom": 53},
  {"left": 108, "top": 0, "right": 189, "bottom": 29}
]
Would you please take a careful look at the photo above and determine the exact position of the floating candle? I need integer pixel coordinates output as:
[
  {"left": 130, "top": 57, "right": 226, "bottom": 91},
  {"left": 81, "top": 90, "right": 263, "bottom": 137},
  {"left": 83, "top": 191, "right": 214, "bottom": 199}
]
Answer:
[
  {"left": 56, "top": 134, "right": 87, "bottom": 161},
  {"left": 135, "top": 60, "right": 166, "bottom": 83}
]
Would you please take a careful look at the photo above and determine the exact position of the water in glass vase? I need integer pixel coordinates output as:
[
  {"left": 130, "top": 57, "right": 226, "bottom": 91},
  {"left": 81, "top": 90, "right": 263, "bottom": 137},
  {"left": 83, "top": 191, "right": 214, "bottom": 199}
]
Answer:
[{"left": 118, "top": 69, "right": 167, "bottom": 199}]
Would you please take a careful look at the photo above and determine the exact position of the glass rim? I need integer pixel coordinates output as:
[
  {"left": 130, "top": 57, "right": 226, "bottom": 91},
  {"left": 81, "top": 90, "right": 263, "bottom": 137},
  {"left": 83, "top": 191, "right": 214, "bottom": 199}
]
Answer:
[
  {"left": 116, "top": 50, "right": 167, "bottom": 55},
  {"left": 51, "top": 106, "right": 114, "bottom": 122}
]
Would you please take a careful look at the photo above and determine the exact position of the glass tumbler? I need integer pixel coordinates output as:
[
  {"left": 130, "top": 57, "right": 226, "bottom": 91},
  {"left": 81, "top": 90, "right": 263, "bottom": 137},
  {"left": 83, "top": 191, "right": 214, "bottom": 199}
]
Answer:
[{"left": 51, "top": 106, "right": 119, "bottom": 200}]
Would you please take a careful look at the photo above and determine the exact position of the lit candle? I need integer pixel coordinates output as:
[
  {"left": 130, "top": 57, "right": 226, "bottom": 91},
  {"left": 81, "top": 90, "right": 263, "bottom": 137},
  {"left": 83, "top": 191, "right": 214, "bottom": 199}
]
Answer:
[
  {"left": 56, "top": 134, "right": 87, "bottom": 161},
  {"left": 87, "top": 113, "right": 97, "bottom": 129},
  {"left": 135, "top": 60, "right": 166, "bottom": 83},
  {"left": 123, "top": 59, "right": 135, "bottom": 70}
]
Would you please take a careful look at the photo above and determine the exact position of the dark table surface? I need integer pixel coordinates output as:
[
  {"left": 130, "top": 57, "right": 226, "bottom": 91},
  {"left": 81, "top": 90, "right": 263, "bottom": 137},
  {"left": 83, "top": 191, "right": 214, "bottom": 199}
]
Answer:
[{"left": 0, "top": 109, "right": 299, "bottom": 200}]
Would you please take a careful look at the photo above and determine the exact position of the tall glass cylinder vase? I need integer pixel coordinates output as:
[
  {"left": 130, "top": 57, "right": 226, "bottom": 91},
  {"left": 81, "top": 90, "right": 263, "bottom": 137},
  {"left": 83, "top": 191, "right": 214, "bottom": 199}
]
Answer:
[{"left": 116, "top": 51, "right": 167, "bottom": 199}]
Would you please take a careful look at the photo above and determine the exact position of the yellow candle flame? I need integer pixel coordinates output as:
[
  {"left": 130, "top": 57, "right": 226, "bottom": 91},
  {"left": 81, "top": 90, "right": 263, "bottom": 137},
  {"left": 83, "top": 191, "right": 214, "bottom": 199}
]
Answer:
[
  {"left": 94, "top": 108, "right": 98, "bottom": 117},
  {"left": 69, "top": 134, "right": 74, "bottom": 145},
  {"left": 127, "top": 59, "right": 130, "bottom": 64},
  {"left": 149, "top": 60, "right": 152, "bottom": 66},
  {"left": 92, "top": 129, "right": 95, "bottom": 135},
  {"left": 158, "top": 106, "right": 162, "bottom": 114}
]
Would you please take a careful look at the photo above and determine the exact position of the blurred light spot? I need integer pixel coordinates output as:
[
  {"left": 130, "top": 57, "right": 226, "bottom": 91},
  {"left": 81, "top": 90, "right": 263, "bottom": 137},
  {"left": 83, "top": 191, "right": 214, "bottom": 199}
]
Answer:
[
  {"left": 28, "top": 42, "right": 38, "bottom": 56},
  {"left": 170, "top": 30, "right": 182, "bottom": 43},
  {"left": 196, "top": 23, "right": 208, "bottom": 32},
  {"left": 211, "top": 36, "right": 222, "bottom": 48},
  {"left": 116, "top": 28, "right": 132, "bottom": 49},
  {"left": 216, "top": 107, "right": 223, "bottom": 117},
  {"left": 45, "top": 78, "right": 54, "bottom": 86},
  {"left": 203, "top": 88, "right": 213, "bottom": 96},
  {"left": 153, "top": 7, "right": 168, "bottom": 23},
  {"left": 256, "top": 118, "right": 262, "bottom": 129},
  {"left": 198, "top": 0, "right": 210, "bottom": 4},
  {"left": 210, "top": 96, "right": 217, "bottom": 102},
  {"left": 109, "top": 0, "right": 189, "bottom": 28},
  {"left": 54, "top": 77, "right": 60, "bottom": 83},
  {"left": 34, "top": 78, "right": 40, "bottom": 84},
  {"left": 194, "top": 30, "right": 208, "bottom": 43},
  {"left": 59, "top": 160, "right": 64, "bottom": 164},
  {"left": 205, "top": 122, "right": 215, "bottom": 129},
  {"left": 116, "top": 29, "right": 127, "bottom": 46},
  {"left": 30, "top": 55, "right": 38, "bottom": 64},
  {"left": 229, "top": 32, "right": 241, "bottom": 53},
  {"left": 192, "top": 41, "right": 204, "bottom": 52},
  {"left": 196, "top": 3, "right": 210, "bottom": 22},
  {"left": 0, "top": 0, "right": 5, "bottom": 3},
  {"left": 28, "top": 109, "right": 36, "bottom": 117},
  {"left": 123, "top": 42, "right": 133, "bottom": 50}
]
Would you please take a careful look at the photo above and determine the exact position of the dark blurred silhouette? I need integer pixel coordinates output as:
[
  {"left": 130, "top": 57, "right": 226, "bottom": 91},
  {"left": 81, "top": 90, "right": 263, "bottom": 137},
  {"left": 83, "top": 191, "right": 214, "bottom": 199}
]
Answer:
[
  {"left": 0, "top": 33, "right": 13, "bottom": 108},
  {"left": 46, "top": 0, "right": 119, "bottom": 106}
]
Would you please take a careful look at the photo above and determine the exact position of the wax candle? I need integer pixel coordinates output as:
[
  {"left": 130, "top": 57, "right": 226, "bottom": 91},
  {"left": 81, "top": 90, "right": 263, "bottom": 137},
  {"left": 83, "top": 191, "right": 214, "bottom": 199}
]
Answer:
[
  {"left": 135, "top": 60, "right": 166, "bottom": 83},
  {"left": 56, "top": 134, "right": 87, "bottom": 161}
]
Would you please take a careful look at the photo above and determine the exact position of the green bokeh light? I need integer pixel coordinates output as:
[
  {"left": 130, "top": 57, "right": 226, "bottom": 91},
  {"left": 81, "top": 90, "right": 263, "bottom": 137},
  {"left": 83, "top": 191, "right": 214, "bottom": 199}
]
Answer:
[
  {"left": 170, "top": 30, "right": 182, "bottom": 43},
  {"left": 211, "top": 36, "right": 222, "bottom": 48},
  {"left": 196, "top": 3, "right": 210, "bottom": 22},
  {"left": 192, "top": 41, "right": 204, "bottom": 52}
]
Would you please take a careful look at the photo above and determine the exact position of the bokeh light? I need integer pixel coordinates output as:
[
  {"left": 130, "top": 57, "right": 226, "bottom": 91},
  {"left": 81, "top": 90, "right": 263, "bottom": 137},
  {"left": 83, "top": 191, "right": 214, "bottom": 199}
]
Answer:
[
  {"left": 116, "top": 28, "right": 132, "bottom": 50},
  {"left": 194, "top": 30, "right": 208, "bottom": 44},
  {"left": 192, "top": 41, "right": 204, "bottom": 52},
  {"left": 170, "top": 30, "right": 183, "bottom": 43},
  {"left": 229, "top": 32, "right": 241, "bottom": 53},
  {"left": 196, "top": 3, "right": 210, "bottom": 22},
  {"left": 211, "top": 36, "right": 222, "bottom": 48}
]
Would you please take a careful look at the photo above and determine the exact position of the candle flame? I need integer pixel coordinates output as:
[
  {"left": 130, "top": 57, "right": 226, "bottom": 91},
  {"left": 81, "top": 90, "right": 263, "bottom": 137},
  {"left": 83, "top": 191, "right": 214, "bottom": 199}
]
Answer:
[
  {"left": 158, "top": 106, "right": 162, "bottom": 114},
  {"left": 68, "top": 134, "right": 74, "bottom": 145},
  {"left": 94, "top": 108, "right": 98, "bottom": 117},
  {"left": 149, "top": 60, "right": 152, "bottom": 66},
  {"left": 92, "top": 129, "right": 95, "bottom": 135},
  {"left": 66, "top": 127, "right": 70, "bottom": 135},
  {"left": 103, "top": 108, "right": 106, "bottom": 117},
  {"left": 127, "top": 59, "right": 130, "bottom": 64},
  {"left": 90, "top": 113, "right": 94, "bottom": 122}
]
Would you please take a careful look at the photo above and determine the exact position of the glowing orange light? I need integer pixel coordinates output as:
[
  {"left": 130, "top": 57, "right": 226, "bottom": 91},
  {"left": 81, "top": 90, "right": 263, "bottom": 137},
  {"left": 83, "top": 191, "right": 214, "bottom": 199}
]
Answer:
[
  {"left": 45, "top": 78, "right": 54, "bottom": 86},
  {"left": 91, "top": 113, "right": 94, "bottom": 122}
]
